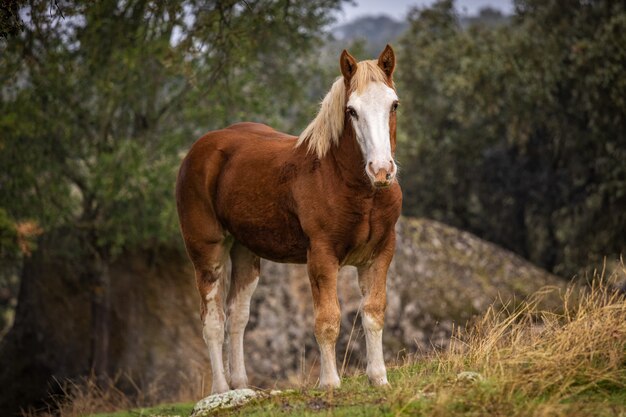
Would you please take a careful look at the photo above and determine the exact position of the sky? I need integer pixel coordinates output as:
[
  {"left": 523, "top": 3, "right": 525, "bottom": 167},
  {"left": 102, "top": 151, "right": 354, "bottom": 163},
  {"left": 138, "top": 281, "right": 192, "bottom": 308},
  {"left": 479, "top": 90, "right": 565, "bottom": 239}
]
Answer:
[{"left": 335, "top": 0, "right": 515, "bottom": 24}]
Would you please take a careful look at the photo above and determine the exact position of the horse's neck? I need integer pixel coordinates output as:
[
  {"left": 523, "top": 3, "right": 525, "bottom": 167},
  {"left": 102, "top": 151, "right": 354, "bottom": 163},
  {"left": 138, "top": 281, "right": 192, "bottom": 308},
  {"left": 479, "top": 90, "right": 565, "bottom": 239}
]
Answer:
[{"left": 329, "top": 123, "right": 371, "bottom": 190}]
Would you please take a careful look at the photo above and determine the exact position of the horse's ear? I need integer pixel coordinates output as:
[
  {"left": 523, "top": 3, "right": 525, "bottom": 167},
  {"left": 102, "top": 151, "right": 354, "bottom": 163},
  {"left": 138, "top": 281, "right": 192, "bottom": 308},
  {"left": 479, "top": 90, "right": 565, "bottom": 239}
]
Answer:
[
  {"left": 340, "top": 49, "right": 358, "bottom": 82},
  {"left": 377, "top": 44, "right": 395, "bottom": 79}
]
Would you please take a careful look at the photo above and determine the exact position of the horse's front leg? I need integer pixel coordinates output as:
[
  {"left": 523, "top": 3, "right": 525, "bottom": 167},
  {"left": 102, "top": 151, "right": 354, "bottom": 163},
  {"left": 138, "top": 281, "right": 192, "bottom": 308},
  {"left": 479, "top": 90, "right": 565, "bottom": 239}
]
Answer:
[
  {"left": 307, "top": 244, "right": 341, "bottom": 389},
  {"left": 357, "top": 238, "right": 395, "bottom": 386}
]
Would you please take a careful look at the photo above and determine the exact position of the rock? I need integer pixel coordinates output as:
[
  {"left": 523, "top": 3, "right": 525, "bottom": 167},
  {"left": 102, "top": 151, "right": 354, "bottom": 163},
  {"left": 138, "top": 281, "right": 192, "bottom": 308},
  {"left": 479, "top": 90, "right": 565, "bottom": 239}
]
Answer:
[
  {"left": 456, "top": 371, "right": 485, "bottom": 383},
  {"left": 191, "top": 389, "right": 259, "bottom": 416}
]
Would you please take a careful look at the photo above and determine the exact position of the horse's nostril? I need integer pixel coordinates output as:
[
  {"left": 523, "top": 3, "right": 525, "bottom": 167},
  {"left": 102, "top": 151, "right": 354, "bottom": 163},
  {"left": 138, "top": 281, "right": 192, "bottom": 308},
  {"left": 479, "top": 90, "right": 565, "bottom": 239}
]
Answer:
[{"left": 386, "top": 173, "right": 391, "bottom": 180}]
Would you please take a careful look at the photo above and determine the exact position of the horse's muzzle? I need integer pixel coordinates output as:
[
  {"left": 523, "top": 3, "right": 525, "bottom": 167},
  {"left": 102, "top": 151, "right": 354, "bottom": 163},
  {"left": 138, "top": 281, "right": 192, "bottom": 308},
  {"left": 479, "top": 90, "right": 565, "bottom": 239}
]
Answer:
[{"left": 369, "top": 161, "right": 395, "bottom": 188}]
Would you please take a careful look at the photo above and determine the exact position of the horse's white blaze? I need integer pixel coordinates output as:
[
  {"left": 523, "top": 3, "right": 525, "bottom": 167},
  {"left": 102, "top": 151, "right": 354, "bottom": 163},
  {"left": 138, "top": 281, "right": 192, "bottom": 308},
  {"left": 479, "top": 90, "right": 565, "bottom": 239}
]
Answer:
[
  {"left": 362, "top": 312, "right": 388, "bottom": 385},
  {"left": 347, "top": 82, "right": 398, "bottom": 184},
  {"left": 226, "top": 276, "right": 259, "bottom": 389},
  {"left": 202, "top": 279, "right": 230, "bottom": 393}
]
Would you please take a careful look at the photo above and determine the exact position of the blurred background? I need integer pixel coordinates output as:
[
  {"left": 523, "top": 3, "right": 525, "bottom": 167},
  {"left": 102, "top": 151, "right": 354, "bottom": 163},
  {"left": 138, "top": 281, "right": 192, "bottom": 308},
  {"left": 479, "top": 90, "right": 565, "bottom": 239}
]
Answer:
[{"left": 0, "top": 0, "right": 624, "bottom": 414}]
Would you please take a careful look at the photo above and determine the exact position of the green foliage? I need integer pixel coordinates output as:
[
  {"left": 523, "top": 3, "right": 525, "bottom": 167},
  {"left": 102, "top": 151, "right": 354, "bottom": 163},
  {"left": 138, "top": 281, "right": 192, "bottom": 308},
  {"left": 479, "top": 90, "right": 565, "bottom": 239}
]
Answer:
[
  {"left": 0, "top": 0, "right": 25, "bottom": 38},
  {"left": 0, "top": 0, "right": 344, "bottom": 259},
  {"left": 397, "top": 0, "right": 626, "bottom": 275}
]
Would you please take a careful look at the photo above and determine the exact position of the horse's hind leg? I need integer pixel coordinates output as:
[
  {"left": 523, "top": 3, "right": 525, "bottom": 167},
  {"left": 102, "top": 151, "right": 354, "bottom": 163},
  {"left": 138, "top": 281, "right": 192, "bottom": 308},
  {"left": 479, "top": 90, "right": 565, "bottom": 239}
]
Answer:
[
  {"left": 189, "top": 239, "right": 232, "bottom": 394},
  {"left": 225, "top": 242, "right": 259, "bottom": 389},
  {"left": 177, "top": 149, "right": 234, "bottom": 393},
  {"left": 179, "top": 207, "right": 231, "bottom": 393}
]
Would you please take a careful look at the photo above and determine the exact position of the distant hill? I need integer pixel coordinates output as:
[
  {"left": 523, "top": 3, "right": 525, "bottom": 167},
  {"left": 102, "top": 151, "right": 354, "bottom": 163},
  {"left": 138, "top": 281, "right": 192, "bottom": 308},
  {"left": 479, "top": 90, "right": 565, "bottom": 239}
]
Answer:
[
  {"left": 331, "top": 8, "right": 510, "bottom": 56},
  {"left": 461, "top": 6, "right": 511, "bottom": 28},
  {"left": 332, "top": 15, "right": 409, "bottom": 56}
]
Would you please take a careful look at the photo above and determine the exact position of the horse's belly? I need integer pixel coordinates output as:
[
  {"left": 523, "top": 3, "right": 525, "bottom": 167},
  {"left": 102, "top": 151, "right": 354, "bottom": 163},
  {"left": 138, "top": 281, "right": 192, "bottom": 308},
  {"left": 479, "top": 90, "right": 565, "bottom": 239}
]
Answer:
[{"left": 221, "top": 206, "right": 309, "bottom": 264}]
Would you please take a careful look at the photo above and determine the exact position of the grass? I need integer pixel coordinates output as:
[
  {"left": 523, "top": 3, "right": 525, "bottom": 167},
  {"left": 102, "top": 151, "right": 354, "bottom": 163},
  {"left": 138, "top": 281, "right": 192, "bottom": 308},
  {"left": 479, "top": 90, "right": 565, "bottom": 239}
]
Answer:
[
  {"left": 40, "top": 269, "right": 626, "bottom": 417},
  {"left": 88, "top": 403, "right": 194, "bottom": 417},
  {"left": 87, "top": 403, "right": 194, "bottom": 417}
]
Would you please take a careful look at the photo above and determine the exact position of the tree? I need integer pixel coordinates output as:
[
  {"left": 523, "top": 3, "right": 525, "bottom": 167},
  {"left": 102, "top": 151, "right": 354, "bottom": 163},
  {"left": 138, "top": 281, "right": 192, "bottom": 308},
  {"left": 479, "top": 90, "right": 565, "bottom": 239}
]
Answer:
[{"left": 397, "top": 0, "right": 626, "bottom": 275}]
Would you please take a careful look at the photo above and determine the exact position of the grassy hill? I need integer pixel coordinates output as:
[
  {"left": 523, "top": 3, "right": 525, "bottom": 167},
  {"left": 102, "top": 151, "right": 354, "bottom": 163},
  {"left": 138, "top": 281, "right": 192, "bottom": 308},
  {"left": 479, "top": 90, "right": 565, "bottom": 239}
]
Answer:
[{"left": 65, "top": 276, "right": 626, "bottom": 417}]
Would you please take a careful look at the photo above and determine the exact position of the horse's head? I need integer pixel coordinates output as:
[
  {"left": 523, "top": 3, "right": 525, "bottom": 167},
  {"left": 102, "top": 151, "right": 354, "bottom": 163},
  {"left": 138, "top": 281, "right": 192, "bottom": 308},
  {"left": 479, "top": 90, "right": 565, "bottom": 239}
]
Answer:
[{"left": 341, "top": 45, "right": 398, "bottom": 188}]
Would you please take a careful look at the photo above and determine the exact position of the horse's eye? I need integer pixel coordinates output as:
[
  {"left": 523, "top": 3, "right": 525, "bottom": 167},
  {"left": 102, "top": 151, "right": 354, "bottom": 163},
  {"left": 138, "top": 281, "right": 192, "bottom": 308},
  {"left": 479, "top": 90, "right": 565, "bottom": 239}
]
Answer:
[
  {"left": 347, "top": 106, "right": 358, "bottom": 119},
  {"left": 391, "top": 101, "right": 399, "bottom": 112}
]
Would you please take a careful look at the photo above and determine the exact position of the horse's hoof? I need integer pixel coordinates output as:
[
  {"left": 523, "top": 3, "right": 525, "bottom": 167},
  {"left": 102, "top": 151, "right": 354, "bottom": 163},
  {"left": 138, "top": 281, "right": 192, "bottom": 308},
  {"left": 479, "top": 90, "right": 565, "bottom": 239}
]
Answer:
[
  {"left": 318, "top": 376, "right": 341, "bottom": 389},
  {"left": 230, "top": 377, "right": 248, "bottom": 390},
  {"left": 369, "top": 376, "right": 390, "bottom": 387},
  {"left": 211, "top": 381, "right": 231, "bottom": 395}
]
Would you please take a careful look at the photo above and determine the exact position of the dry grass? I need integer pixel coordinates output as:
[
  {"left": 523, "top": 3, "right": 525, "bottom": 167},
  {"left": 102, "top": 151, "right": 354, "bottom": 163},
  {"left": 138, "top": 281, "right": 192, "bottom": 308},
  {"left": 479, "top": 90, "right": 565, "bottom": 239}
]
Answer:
[
  {"left": 423, "top": 266, "right": 626, "bottom": 416},
  {"left": 209, "top": 267, "right": 626, "bottom": 416},
  {"left": 22, "top": 373, "right": 196, "bottom": 417},
  {"left": 22, "top": 376, "right": 131, "bottom": 417}
]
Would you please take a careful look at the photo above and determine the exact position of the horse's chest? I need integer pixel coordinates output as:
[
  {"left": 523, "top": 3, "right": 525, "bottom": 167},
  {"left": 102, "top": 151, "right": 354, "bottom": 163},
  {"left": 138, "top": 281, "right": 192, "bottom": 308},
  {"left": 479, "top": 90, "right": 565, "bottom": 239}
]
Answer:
[
  {"left": 349, "top": 218, "right": 373, "bottom": 245},
  {"left": 338, "top": 208, "right": 390, "bottom": 266}
]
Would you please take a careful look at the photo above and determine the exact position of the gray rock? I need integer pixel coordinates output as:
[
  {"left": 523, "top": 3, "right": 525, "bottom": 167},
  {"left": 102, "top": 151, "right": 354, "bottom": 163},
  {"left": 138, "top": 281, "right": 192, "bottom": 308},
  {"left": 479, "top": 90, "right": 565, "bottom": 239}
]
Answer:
[
  {"left": 456, "top": 371, "right": 485, "bottom": 383},
  {"left": 191, "top": 389, "right": 259, "bottom": 416}
]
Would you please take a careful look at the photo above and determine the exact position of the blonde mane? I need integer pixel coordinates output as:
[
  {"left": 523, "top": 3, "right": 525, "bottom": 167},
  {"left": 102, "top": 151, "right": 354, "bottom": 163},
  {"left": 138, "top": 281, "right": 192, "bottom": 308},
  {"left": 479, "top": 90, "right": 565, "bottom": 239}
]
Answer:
[{"left": 296, "top": 60, "right": 392, "bottom": 158}]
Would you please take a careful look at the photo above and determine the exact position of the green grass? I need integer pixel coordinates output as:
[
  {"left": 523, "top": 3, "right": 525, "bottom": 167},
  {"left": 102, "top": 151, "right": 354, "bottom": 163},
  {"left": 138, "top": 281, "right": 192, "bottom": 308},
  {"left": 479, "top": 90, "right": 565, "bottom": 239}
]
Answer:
[
  {"left": 88, "top": 402, "right": 194, "bottom": 417},
  {"left": 89, "top": 365, "right": 626, "bottom": 417}
]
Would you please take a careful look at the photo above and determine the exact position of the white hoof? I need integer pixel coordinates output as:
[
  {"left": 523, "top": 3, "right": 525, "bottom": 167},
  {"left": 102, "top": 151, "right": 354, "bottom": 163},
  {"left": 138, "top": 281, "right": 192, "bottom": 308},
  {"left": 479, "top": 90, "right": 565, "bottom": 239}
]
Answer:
[
  {"left": 230, "top": 375, "right": 248, "bottom": 390},
  {"left": 369, "top": 376, "right": 389, "bottom": 387},
  {"left": 367, "top": 368, "right": 389, "bottom": 387},
  {"left": 211, "top": 380, "right": 231, "bottom": 394},
  {"left": 319, "top": 374, "right": 341, "bottom": 389}
]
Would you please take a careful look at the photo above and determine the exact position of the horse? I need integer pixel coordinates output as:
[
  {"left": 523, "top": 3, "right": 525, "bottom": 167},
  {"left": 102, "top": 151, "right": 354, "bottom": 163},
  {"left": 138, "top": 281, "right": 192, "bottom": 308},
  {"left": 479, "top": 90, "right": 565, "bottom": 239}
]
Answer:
[{"left": 176, "top": 45, "right": 402, "bottom": 393}]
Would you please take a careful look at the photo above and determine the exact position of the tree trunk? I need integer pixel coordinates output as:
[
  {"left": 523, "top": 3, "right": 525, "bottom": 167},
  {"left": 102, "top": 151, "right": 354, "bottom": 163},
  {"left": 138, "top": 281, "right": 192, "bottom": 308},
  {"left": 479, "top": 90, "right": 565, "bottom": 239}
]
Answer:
[
  {"left": 0, "top": 238, "right": 210, "bottom": 415},
  {"left": 90, "top": 255, "right": 110, "bottom": 381}
]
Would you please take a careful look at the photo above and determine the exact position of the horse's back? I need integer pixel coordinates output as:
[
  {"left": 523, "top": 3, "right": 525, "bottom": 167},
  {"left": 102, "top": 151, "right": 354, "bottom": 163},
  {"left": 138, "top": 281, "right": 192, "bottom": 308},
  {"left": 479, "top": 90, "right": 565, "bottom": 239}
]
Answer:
[
  {"left": 177, "top": 122, "right": 297, "bottom": 200},
  {"left": 184, "top": 121, "right": 293, "bottom": 152},
  {"left": 225, "top": 122, "right": 296, "bottom": 141}
]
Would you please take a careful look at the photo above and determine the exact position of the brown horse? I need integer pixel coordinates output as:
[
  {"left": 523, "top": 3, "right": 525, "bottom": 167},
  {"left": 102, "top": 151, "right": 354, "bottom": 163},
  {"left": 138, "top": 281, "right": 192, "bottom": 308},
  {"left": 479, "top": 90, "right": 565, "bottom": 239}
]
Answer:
[{"left": 176, "top": 45, "right": 402, "bottom": 393}]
